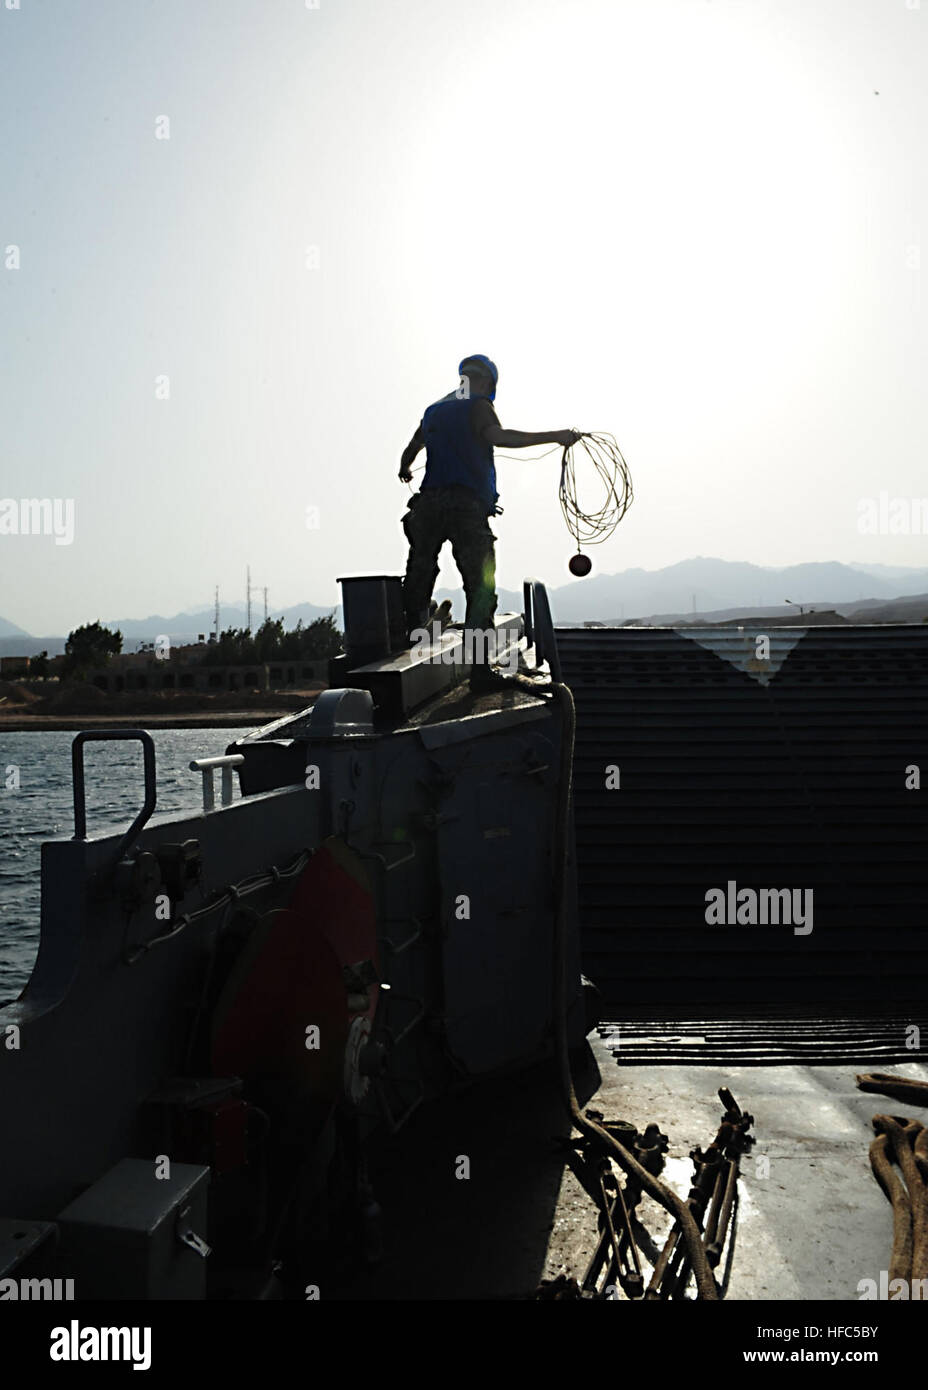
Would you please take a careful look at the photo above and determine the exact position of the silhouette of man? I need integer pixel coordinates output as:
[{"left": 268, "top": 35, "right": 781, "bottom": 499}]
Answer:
[{"left": 398, "top": 354, "right": 579, "bottom": 639}]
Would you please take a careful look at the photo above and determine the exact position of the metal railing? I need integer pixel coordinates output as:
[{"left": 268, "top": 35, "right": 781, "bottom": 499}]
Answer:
[
  {"left": 72, "top": 730, "right": 157, "bottom": 861},
  {"left": 189, "top": 754, "right": 244, "bottom": 811}
]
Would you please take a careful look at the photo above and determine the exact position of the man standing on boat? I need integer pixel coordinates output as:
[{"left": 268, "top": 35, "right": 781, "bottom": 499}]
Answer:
[{"left": 398, "top": 353, "right": 579, "bottom": 642}]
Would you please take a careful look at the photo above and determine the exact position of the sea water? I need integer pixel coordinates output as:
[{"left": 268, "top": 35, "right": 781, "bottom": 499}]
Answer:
[{"left": 0, "top": 727, "right": 254, "bottom": 1001}]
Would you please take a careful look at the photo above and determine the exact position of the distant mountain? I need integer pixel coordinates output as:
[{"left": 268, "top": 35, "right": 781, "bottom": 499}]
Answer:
[
  {"left": 5, "top": 558, "right": 928, "bottom": 661},
  {"left": 841, "top": 592, "right": 928, "bottom": 623},
  {"left": 848, "top": 562, "right": 928, "bottom": 582},
  {"left": 0, "top": 635, "right": 66, "bottom": 659},
  {"left": 436, "top": 557, "right": 928, "bottom": 624},
  {"left": 103, "top": 601, "right": 340, "bottom": 645},
  {"left": 603, "top": 593, "right": 928, "bottom": 627},
  {"left": 0, "top": 601, "right": 341, "bottom": 660}
]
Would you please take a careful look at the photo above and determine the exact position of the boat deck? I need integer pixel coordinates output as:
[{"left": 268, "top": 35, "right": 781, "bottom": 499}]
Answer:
[
  {"left": 397, "top": 673, "right": 550, "bottom": 730},
  {"left": 333, "top": 1032, "right": 928, "bottom": 1301}
]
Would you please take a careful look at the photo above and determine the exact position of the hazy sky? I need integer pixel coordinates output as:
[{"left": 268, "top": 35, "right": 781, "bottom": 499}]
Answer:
[{"left": 2, "top": 0, "right": 926, "bottom": 634}]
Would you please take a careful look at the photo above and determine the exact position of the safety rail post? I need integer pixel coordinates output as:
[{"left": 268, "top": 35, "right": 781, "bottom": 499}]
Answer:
[{"left": 189, "top": 755, "right": 245, "bottom": 812}]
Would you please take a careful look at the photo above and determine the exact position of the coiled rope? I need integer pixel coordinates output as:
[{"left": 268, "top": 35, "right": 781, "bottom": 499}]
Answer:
[
  {"left": 558, "top": 432, "right": 633, "bottom": 551},
  {"left": 406, "top": 431, "right": 633, "bottom": 554}
]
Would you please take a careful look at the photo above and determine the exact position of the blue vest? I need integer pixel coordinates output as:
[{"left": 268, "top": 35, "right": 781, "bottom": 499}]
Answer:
[{"left": 420, "top": 395, "right": 499, "bottom": 511}]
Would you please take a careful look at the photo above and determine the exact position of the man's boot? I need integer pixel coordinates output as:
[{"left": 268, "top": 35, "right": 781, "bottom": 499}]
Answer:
[{"left": 405, "top": 609, "right": 430, "bottom": 644}]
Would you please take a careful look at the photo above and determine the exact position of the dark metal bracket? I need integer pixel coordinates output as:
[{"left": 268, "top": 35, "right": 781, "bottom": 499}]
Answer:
[{"left": 523, "top": 578, "right": 562, "bottom": 682}]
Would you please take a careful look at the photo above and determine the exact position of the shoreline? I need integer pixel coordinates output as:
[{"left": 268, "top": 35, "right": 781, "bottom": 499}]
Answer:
[{"left": 0, "top": 710, "right": 307, "bottom": 732}]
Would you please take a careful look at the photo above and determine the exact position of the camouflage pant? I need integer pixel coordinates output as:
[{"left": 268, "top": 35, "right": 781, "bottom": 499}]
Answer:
[{"left": 401, "top": 485, "right": 497, "bottom": 631}]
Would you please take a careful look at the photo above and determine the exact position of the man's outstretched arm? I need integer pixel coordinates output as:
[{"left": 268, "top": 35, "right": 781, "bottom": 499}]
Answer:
[
  {"left": 484, "top": 426, "right": 580, "bottom": 449},
  {"left": 471, "top": 402, "right": 578, "bottom": 450},
  {"left": 398, "top": 426, "right": 424, "bottom": 482}
]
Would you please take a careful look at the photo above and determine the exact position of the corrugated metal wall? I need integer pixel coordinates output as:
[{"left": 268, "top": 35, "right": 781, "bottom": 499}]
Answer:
[{"left": 558, "top": 625, "right": 928, "bottom": 1008}]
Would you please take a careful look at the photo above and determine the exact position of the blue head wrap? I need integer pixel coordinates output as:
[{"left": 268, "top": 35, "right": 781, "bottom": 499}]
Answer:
[{"left": 458, "top": 354, "right": 498, "bottom": 401}]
